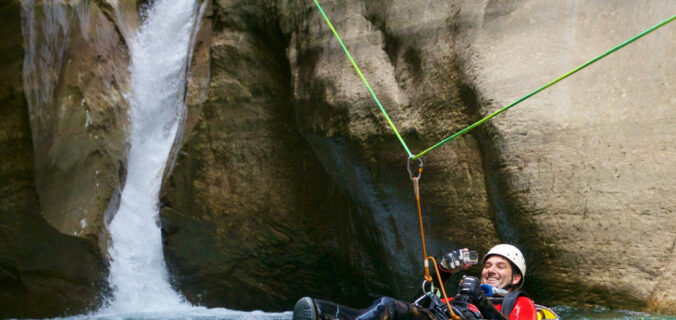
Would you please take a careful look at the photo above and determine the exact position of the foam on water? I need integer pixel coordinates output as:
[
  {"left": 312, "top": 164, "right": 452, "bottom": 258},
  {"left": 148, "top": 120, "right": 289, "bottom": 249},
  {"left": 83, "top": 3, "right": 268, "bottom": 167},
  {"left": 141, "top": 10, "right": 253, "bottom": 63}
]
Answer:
[{"left": 83, "top": 308, "right": 291, "bottom": 320}]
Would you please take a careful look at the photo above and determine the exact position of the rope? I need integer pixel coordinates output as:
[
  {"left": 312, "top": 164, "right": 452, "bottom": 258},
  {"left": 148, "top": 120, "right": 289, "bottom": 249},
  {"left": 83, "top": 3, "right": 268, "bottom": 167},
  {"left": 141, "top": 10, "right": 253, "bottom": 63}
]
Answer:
[
  {"left": 412, "top": 173, "right": 430, "bottom": 281},
  {"left": 312, "top": 0, "right": 412, "bottom": 157},
  {"left": 410, "top": 159, "right": 460, "bottom": 320},
  {"left": 312, "top": 4, "right": 673, "bottom": 318},
  {"left": 412, "top": 13, "right": 676, "bottom": 160},
  {"left": 427, "top": 256, "right": 462, "bottom": 320},
  {"left": 312, "top": 0, "right": 673, "bottom": 160}
]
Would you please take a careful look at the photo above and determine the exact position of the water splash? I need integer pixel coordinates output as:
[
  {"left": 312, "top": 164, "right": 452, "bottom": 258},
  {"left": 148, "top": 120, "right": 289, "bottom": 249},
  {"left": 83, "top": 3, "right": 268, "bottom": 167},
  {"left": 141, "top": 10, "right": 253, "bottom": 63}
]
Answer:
[{"left": 101, "top": 0, "right": 203, "bottom": 313}]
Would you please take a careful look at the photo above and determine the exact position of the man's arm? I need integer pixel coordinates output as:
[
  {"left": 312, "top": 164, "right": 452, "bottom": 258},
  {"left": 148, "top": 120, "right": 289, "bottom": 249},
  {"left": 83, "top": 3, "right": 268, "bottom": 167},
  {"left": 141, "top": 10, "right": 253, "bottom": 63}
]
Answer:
[
  {"left": 411, "top": 249, "right": 474, "bottom": 301},
  {"left": 459, "top": 276, "right": 508, "bottom": 320}
]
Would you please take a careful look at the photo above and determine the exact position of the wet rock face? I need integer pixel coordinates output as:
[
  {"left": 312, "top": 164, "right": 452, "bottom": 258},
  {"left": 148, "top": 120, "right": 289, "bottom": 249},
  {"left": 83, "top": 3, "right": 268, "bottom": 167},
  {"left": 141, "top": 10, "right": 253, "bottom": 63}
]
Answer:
[
  {"left": 0, "top": 2, "right": 107, "bottom": 318},
  {"left": 161, "top": 0, "right": 398, "bottom": 310},
  {"left": 22, "top": 0, "right": 131, "bottom": 243},
  {"left": 280, "top": 0, "right": 500, "bottom": 295}
]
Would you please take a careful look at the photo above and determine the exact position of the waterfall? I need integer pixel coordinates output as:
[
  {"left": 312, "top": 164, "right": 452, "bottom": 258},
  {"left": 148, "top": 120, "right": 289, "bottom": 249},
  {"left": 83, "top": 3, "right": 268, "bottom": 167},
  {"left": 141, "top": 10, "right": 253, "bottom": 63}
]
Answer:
[
  {"left": 102, "top": 0, "right": 203, "bottom": 313},
  {"left": 20, "top": 1, "right": 292, "bottom": 318}
]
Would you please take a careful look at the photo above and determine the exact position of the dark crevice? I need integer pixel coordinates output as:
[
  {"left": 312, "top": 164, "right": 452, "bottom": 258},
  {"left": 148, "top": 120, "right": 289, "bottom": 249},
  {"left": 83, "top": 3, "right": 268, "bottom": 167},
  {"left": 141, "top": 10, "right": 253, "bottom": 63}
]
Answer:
[
  {"left": 163, "top": 1, "right": 392, "bottom": 310},
  {"left": 362, "top": 4, "right": 424, "bottom": 92},
  {"left": 456, "top": 72, "right": 554, "bottom": 304},
  {"left": 362, "top": 4, "right": 400, "bottom": 66},
  {"left": 92, "top": 0, "right": 129, "bottom": 50},
  {"left": 403, "top": 47, "right": 423, "bottom": 82}
]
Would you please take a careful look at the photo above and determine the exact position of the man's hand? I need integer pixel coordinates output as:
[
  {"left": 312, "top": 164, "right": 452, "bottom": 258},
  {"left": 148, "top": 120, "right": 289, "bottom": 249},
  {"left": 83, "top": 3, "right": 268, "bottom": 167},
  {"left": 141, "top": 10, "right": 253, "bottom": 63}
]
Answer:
[
  {"left": 439, "top": 248, "right": 474, "bottom": 273},
  {"left": 459, "top": 276, "right": 484, "bottom": 303}
]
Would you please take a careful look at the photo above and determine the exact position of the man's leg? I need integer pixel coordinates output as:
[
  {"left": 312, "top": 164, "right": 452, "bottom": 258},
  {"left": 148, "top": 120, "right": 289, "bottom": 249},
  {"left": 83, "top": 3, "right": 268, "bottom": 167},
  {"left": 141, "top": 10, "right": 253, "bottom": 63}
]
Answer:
[
  {"left": 294, "top": 297, "right": 320, "bottom": 320},
  {"left": 355, "top": 297, "right": 437, "bottom": 320},
  {"left": 293, "top": 297, "right": 363, "bottom": 320},
  {"left": 293, "top": 297, "right": 437, "bottom": 320}
]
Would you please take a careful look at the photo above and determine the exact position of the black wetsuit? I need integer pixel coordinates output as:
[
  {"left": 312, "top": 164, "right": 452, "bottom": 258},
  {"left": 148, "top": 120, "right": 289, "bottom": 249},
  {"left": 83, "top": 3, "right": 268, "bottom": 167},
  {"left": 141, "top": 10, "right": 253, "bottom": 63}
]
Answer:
[
  {"left": 313, "top": 297, "right": 437, "bottom": 320},
  {"left": 311, "top": 294, "right": 508, "bottom": 320},
  {"left": 309, "top": 267, "right": 508, "bottom": 320}
]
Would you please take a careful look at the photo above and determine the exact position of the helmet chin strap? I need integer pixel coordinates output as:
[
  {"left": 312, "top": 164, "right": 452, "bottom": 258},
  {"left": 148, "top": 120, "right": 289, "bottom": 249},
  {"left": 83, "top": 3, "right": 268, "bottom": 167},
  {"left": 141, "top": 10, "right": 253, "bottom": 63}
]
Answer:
[
  {"left": 502, "top": 271, "right": 517, "bottom": 291},
  {"left": 504, "top": 262, "right": 522, "bottom": 290}
]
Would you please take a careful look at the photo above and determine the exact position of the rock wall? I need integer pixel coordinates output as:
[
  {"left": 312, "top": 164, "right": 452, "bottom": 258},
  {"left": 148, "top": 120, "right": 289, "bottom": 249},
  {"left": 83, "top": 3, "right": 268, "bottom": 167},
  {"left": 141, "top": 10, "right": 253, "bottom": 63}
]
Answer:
[
  {"left": 22, "top": 0, "right": 132, "bottom": 245},
  {"left": 0, "top": 1, "right": 107, "bottom": 318},
  {"left": 247, "top": 0, "right": 672, "bottom": 312},
  {"left": 452, "top": 0, "right": 676, "bottom": 311},
  {"left": 161, "top": 0, "right": 403, "bottom": 310},
  {"left": 161, "top": 0, "right": 503, "bottom": 311}
]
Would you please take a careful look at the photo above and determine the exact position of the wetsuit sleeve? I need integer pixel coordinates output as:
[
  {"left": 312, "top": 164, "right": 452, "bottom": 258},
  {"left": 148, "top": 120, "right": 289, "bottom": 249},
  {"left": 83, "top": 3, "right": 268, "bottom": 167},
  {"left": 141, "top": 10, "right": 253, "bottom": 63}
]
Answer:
[{"left": 508, "top": 297, "right": 536, "bottom": 320}]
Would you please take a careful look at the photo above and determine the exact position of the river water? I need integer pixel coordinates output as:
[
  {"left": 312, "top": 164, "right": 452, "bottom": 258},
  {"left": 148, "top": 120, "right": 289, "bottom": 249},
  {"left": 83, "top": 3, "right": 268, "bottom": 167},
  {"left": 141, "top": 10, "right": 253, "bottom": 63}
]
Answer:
[{"left": 24, "top": 305, "right": 676, "bottom": 320}]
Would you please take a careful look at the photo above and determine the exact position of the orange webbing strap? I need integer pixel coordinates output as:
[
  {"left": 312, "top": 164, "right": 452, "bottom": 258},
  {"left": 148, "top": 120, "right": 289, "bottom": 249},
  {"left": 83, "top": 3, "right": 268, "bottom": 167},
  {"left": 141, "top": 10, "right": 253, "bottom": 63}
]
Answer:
[{"left": 409, "top": 157, "right": 460, "bottom": 320}]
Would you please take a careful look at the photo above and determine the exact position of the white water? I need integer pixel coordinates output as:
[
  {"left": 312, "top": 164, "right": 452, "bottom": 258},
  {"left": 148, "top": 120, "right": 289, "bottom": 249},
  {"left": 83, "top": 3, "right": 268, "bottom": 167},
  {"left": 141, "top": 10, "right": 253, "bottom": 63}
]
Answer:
[
  {"left": 19, "top": 1, "right": 288, "bottom": 318},
  {"left": 101, "top": 0, "right": 200, "bottom": 313},
  {"left": 98, "top": 1, "right": 289, "bottom": 318}
]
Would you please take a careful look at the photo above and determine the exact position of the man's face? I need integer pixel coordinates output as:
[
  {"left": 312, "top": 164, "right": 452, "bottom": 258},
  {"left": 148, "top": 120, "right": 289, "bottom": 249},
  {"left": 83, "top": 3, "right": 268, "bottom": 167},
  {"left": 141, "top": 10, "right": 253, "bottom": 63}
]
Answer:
[{"left": 481, "top": 255, "right": 521, "bottom": 289}]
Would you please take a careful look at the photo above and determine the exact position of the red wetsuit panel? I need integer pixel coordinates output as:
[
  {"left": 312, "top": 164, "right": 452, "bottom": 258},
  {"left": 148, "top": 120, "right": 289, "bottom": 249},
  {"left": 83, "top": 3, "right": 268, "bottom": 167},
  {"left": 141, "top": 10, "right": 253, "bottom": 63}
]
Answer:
[{"left": 494, "top": 296, "right": 537, "bottom": 320}]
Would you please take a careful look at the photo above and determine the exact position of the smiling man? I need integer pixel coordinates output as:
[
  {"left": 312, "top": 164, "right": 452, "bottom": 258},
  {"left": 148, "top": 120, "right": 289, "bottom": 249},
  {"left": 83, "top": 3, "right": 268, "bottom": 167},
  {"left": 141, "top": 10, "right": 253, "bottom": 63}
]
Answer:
[
  {"left": 449, "top": 244, "right": 536, "bottom": 320},
  {"left": 293, "top": 244, "right": 537, "bottom": 320}
]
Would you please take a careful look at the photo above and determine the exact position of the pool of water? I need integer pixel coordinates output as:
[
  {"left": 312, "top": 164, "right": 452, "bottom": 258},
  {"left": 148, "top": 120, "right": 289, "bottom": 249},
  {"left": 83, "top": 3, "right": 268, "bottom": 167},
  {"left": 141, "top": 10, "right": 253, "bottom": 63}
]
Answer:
[
  {"left": 21, "top": 305, "right": 675, "bottom": 320},
  {"left": 553, "top": 306, "right": 676, "bottom": 319},
  {"left": 32, "top": 308, "right": 291, "bottom": 320}
]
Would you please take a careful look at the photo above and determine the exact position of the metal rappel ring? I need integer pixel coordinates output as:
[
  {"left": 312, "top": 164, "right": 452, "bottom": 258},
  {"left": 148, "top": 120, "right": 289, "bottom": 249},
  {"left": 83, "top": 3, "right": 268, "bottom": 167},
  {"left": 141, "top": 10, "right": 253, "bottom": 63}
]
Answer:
[{"left": 407, "top": 155, "right": 423, "bottom": 180}]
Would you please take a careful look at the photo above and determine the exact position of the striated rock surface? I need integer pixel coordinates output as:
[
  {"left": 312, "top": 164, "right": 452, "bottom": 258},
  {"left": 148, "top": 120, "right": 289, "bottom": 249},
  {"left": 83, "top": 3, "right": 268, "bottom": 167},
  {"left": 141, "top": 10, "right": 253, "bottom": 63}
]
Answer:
[
  {"left": 451, "top": 0, "right": 676, "bottom": 311},
  {"left": 22, "top": 0, "right": 131, "bottom": 244},
  {"left": 161, "top": 0, "right": 403, "bottom": 310},
  {"left": 0, "top": 1, "right": 107, "bottom": 318}
]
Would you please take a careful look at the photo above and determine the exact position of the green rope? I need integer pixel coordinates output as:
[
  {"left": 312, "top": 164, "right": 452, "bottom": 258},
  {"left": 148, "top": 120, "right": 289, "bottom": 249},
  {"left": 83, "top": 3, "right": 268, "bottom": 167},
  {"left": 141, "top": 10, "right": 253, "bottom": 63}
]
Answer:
[
  {"left": 412, "top": 14, "right": 676, "bottom": 160},
  {"left": 313, "top": 0, "right": 673, "bottom": 160},
  {"left": 313, "top": 0, "right": 412, "bottom": 157}
]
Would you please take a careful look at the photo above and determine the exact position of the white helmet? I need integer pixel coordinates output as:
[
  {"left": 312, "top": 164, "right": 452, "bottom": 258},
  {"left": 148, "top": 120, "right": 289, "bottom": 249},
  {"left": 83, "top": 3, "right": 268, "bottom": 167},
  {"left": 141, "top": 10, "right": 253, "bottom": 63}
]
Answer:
[{"left": 483, "top": 244, "right": 526, "bottom": 287}]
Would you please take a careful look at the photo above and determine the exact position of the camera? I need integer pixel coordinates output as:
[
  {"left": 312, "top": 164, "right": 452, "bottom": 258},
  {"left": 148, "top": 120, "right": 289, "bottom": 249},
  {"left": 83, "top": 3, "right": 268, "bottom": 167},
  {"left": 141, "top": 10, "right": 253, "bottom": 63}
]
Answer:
[
  {"left": 440, "top": 249, "right": 479, "bottom": 270},
  {"left": 463, "top": 251, "right": 479, "bottom": 264}
]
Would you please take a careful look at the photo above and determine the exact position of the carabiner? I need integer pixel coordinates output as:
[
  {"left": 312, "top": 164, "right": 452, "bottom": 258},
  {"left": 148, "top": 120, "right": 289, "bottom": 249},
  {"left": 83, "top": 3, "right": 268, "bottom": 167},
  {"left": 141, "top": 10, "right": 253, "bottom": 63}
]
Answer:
[{"left": 407, "top": 155, "right": 423, "bottom": 180}]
